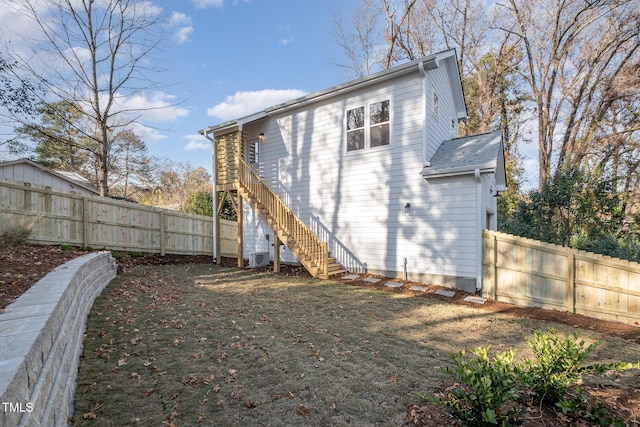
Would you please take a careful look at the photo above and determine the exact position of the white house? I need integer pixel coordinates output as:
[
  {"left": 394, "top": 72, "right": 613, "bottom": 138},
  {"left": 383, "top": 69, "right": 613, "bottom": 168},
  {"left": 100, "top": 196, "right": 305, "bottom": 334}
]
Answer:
[
  {"left": 0, "top": 159, "right": 99, "bottom": 196},
  {"left": 200, "top": 49, "right": 506, "bottom": 293}
]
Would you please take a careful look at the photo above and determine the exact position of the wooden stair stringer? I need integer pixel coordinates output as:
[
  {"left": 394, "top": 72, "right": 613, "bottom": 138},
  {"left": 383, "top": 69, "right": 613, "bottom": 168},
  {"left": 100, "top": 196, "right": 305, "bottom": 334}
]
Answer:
[{"left": 238, "top": 188, "right": 335, "bottom": 279}]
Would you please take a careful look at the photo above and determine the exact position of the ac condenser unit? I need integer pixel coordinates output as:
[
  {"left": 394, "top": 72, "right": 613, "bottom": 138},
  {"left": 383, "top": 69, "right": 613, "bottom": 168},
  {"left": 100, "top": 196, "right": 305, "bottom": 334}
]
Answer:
[{"left": 249, "top": 252, "right": 270, "bottom": 268}]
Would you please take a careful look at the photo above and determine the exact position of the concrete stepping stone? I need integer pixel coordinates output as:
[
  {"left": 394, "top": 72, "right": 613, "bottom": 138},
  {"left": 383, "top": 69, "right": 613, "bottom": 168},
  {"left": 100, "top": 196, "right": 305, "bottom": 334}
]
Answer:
[
  {"left": 363, "top": 277, "right": 382, "bottom": 283},
  {"left": 384, "top": 281, "right": 403, "bottom": 288},
  {"left": 464, "top": 295, "right": 488, "bottom": 304},
  {"left": 342, "top": 274, "right": 360, "bottom": 280},
  {"left": 409, "top": 285, "right": 429, "bottom": 292},
  {"left": 435, "top": 289, "right": 456, "bottom": 298}
]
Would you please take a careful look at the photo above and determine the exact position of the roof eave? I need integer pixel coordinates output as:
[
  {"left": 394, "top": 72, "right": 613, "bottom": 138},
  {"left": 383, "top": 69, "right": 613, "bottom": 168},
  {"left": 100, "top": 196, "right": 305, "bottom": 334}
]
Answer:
[
  {"left": 422, "top": 164, "right": 496, "bottom": 179},
  {"left": 267, "top": 49, "right": 459, "bottom": 115}
]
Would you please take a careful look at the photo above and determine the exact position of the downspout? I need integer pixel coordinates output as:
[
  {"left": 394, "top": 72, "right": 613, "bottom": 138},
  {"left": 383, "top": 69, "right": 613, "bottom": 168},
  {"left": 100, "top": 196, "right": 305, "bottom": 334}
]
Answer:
[
  {"left": 419, "top": 61, "right": 430, "bottom": 166},
  {"left": 202, "top": 130, "right": 218, "bottom": 263},
  {"left": 474, "top": 168, "right": 482, "bottom": 292}
]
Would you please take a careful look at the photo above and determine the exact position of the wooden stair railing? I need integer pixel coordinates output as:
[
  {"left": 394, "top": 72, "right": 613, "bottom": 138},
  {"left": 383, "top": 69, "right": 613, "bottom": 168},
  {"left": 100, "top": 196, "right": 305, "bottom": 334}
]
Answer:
[{"left": 237, "top": 159, "right": 343, "bottom": 279}]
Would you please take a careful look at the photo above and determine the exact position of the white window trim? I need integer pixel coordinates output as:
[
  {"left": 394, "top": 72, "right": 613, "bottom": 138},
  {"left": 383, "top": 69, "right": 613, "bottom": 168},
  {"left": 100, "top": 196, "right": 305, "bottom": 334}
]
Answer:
[{"left": 344, "top": 98, "right": 393, "bottom": 153}]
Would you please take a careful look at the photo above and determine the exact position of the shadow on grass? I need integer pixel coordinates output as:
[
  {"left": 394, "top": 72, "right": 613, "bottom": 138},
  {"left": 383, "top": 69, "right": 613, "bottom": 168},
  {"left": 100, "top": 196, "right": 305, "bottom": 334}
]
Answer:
[{"left": 72, "top": 265, "right": 640, "bottom": 427}]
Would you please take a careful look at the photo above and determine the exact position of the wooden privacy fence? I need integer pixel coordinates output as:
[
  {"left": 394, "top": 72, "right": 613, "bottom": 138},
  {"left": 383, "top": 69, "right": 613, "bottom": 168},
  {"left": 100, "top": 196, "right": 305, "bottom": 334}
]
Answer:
[
  {"left": 0, "top": 179, "right": 214, "bottom": 256},
  {"left": 219, "top": 218, "right": 238, "bottom": 257},
  {"left": 482, "top": 230, "right": 640, "bottom": 325}
]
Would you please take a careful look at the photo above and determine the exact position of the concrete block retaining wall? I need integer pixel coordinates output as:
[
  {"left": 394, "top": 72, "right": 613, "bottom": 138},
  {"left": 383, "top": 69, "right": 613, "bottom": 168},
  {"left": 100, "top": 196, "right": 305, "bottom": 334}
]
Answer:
[{"left": 0, "top": 252, "right": 117, "bottom": 426}]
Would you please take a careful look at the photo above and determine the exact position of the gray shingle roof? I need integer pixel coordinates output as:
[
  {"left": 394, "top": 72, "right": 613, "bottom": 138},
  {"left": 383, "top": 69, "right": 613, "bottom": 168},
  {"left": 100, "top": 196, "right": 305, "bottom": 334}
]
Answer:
[{"left": 422, "top": 131, "right": 503, "bottom": 177}]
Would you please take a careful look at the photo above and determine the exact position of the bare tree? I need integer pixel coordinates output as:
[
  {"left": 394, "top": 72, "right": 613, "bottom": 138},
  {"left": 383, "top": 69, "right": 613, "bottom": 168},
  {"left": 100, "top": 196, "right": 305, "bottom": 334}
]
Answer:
[
  {"left": 2, "top": 0, "right": 167, "bottom": 196},
  {"left": 499, "top": 0, "right": 640, "bottom": 188},
  {"left": 332, "top": 0, "right": 380, "bottom": 78},
  {"left": 331, "top": 0, "right": 419, "bottom": 77},
  {"left": 108, "top": 129, "right": 155, "bottom": 200}
]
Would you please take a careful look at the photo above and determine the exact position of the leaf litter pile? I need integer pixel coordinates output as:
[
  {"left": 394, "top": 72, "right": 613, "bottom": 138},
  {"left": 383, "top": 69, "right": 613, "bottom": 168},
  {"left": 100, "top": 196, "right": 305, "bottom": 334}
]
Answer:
[{"left": 72, "top": 264, "right": 640, "bottom": 426}]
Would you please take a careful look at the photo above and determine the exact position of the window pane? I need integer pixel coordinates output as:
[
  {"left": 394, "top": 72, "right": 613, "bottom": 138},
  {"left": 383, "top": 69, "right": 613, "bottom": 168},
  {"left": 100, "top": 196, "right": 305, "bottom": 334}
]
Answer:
[
  {"left": 347, "top": 129, "right": 364, "bottom": 151},
  {"left": 347, "top": 107, "right": 364, "bottom": 130},
  {"left": 370, "top": 123, "right": 389, "bottom": 147},
  {"left": 370, "top": 100, "right": 389, "bottom": 124}
]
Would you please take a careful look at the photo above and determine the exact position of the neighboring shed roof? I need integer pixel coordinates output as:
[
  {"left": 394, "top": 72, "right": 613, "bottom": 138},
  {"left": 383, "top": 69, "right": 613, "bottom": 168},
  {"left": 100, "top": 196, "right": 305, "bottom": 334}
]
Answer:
[
  {"left": 422, "top": 131, "right": 506, "bottom": 188},
  {"left": 0, "top": 159, "right": 100, "bottom": 195}
]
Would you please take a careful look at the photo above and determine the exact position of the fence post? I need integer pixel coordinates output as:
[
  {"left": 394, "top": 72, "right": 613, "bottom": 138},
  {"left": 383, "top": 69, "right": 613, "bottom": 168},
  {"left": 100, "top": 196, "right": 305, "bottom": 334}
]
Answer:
[
  {"left": 493, "top": 233, "right": 498, "bottom": 301},
  {"left": 82, "top": 197, "right": 90, "bottom": 248},
  {"left": 566, "top": 248, "right": 576, "bottom": 313},
  {"left": 23, "top": 182, "right": 32, "bottom": 211},
  {"left": 160, "top": 210, "right": 166, "bottom": 256}
]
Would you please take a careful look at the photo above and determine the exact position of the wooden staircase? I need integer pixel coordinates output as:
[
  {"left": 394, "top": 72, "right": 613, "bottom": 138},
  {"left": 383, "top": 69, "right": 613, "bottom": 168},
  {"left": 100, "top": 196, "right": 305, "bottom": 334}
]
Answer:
[{"left": 237, "top": 159, "right": 345, "bottom": 279}]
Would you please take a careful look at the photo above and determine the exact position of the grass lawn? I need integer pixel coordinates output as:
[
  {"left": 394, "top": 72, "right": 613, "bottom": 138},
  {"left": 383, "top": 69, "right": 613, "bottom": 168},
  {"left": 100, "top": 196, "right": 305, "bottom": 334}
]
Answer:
[{"left": 72, "top": 264, "right": 640, "bottom": 426}]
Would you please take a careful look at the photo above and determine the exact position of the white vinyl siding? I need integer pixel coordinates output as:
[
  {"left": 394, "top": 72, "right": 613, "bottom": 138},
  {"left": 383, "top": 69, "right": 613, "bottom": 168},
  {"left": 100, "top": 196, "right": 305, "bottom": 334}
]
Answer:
[{"left": 242, "top": 62, "right": 479, "bottom": 283}]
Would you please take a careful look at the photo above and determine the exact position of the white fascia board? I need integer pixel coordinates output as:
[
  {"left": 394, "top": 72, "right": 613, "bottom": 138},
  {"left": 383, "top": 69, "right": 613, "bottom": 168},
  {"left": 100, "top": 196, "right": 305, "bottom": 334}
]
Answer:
[
  {"left": 199, "top": 111, "right": 268, "bottom": 136},
  {"left": 422, "top": 165, "right": 496, "bottom": 179}
]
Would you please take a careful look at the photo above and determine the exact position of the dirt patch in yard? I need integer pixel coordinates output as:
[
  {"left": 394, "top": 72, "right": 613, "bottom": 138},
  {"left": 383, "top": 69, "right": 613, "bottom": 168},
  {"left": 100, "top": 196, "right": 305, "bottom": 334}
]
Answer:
[{"left": 0, "top": 244, "right": 213, "bottom": 309}]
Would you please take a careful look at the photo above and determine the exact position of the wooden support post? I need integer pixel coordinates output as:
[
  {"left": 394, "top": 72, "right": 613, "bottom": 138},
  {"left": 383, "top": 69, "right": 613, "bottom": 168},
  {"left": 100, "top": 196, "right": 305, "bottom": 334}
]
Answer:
[
  {"left": 215, "top": 195, "right": 221, "bottom": 265},
  {"left": 237, "top": 191, "right": 243, "bottom": 268},
  {"left": 323, "top": 242, "right": 329, "bottom": 279},
  {"left": 274, "top": 234, "right": 280, "bottom": 273}
]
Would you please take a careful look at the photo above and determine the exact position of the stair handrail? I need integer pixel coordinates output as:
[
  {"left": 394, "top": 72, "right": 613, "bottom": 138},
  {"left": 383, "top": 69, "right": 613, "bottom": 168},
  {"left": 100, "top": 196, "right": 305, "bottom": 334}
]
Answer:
[{"left": 238, "top": 159, "right": 328, "bottom": 277}]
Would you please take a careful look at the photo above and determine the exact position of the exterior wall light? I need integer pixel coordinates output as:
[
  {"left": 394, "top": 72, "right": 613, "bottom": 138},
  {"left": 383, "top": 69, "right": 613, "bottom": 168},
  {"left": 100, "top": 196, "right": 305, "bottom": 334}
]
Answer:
[
  {"left": 258, "top": 132, "right": 265, "bottom": 142},
  {"left": 405, "top": 202, "right": 411, "bottom": 215}
]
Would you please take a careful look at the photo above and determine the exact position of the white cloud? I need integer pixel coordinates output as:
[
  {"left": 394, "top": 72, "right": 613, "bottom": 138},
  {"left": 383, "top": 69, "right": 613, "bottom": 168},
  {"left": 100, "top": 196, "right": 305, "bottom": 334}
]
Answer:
[
  {"left": 207, "top": 89, "right": 307, "bottom": 121},
  {"left": 190, "top": 0, "right": 224, "bottom": 8},
  {"left": 169, "top": 11, "right": 191, "bottom": 26},
  {"left": 279, "top": 37, "right": 294, "bottom": 46},
  {"left": 168, "top": 11, "right": 193, "bottom": 44},
  {"left": 115, "top": 91, "right": 190, "bottom": 123},
  {"left": 184, "top": 134, "right": 210, "bottom": 151},
  {"left": 174, "top": 26, "right": 194, "bottom": 44},
  {"left": 278, "top": 25, "right": 294, "bottom": 46}
]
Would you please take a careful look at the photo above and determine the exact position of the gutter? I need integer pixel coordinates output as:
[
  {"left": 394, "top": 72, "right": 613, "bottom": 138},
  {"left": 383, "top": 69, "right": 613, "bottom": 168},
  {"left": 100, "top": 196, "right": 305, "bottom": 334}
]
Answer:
[
  {"left": 201, "top": 131, "right": 218, "bottom": 263},
  {"left": 422, "top": 165, "right": 496, "bottom": 179},
  {"left": 474, "top": 168, "right": 482, "bottom": 292}
]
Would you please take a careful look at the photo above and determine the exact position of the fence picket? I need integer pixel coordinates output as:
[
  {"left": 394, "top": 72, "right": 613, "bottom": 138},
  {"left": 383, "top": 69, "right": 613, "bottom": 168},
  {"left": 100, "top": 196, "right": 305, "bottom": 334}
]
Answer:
[
  {"left": 0, "top": 179, "right": 213, "bottom": 255},
  {"left": 483, "top": 230, "right": 640, "bottom": 325}
]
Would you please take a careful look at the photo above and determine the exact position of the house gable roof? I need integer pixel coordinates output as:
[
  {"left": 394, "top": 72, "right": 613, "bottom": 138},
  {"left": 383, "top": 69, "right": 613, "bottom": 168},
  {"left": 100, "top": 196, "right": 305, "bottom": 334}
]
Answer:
[
  {"left": 0, "top": 159, "right": 100, "bottom": 195},
  {"left": 200, "top": 49, "right": 467, "bottom": 136},
  {"left": 421, "top": 131, "right": 507, "bottom": 189}
]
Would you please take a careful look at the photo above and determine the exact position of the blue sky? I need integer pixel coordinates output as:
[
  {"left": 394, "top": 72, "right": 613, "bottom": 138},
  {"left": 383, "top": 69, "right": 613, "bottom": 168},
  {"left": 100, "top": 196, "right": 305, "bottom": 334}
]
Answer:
[
  {"left": 0, "top": 0, "right": 358, "bottom": 173},
  {"left": 1, "top": 0, "right": 538, "bottom": 187},
  {"left": 149, "top": 0, "right": 359, "bottom": 172}
]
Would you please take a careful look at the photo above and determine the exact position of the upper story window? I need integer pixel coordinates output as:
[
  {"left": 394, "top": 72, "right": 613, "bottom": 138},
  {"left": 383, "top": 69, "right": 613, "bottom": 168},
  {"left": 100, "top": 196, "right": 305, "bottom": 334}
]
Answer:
[{"left": 346, "top": 99, "right": 390, "bottom": 152}]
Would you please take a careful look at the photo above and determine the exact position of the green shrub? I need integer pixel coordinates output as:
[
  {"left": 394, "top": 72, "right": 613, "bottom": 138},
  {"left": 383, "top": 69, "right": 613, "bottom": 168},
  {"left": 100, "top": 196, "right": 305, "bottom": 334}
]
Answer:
[
  {"left": 60, "top": 244, "right": 75, "bottom": 251},
  {"left": 522, "top": 328, "right": 635, "bottom": 404},
  {"left": 111, "top": 251, "right": 124, "bottom": 259},
  {"left": 427, "top": 347, "right": 524, "bottom": 426},
  {"left": 129, "top": 251, "right": 143, "bottom": 257},
  {"left": 425, "top": 329, "right": 638, "bottom": 426},
  {"left": 522, "top": 328, "right": 599, "bottom": 403}
]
